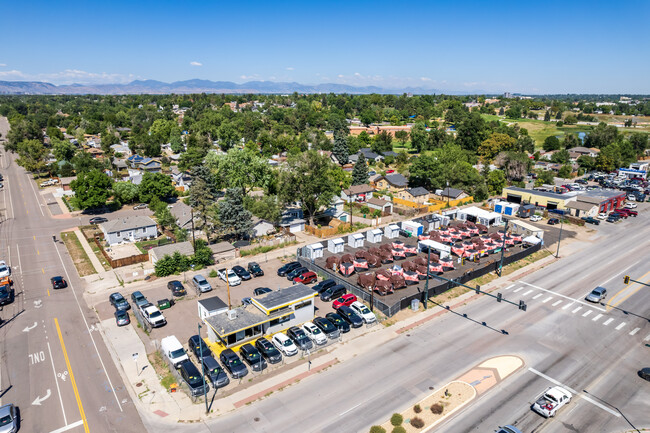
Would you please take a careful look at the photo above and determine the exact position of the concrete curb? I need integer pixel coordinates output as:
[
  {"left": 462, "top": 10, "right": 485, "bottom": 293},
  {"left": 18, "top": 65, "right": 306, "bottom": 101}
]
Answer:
[{"left": 421, "top": 381, "right": 477, "bottom": 433}]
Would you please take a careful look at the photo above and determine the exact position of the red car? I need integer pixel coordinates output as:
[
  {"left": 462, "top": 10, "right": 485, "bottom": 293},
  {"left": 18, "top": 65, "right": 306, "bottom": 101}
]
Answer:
[
  {"left": 332, "top": 293, "right": 357, "bottom": 309},
  {"left": 293, "top": 271, "right": 317, "bottom": 284},
  {"left": 615, "top": 208, "right": 637, "bottom": 217}
]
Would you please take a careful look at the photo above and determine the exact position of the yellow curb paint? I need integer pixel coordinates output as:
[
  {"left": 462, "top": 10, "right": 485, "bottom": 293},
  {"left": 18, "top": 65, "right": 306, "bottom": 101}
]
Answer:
[{"left": 55, "top": 318, "right": 90, "bottom": 433}]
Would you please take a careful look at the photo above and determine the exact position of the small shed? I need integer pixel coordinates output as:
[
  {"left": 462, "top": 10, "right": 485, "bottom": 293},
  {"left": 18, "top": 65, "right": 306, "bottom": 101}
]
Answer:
[
  {"left": 384, "top": 224, "right": 400, "bottom": 239},
  {"left": 198, "top": 296, "right": 228, "bottom": 321},
  {"left": 305, "top": 242, "right": 324, "bottom": 259},
  {"left": 327, "top": 238, "right": 345, "bottom": 254},
  {"left": 401, "top": 221, "right": 424, "bottom": 237},
  {"left": 517, "top": 204, "right": 536, "bottom": 218},
  {"left": 348, "top": 233, "right": 365, "bottom": 248},
  {"left": 366, "top": 228, "right": 383, "bottom": 243},
  {"left": 503, "top": 203, "right": 520, "bottom": 216},
  {"left": 494, "top": 202, "right": 505, "bottom": 214}
]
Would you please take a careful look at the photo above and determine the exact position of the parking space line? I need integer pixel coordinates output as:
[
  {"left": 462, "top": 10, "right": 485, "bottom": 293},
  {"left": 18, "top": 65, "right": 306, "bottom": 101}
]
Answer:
[
  {"left": 592, "top": 314, "right": 603, "bottom": 322},
  {"left": 522, "top": 289, "right": 534, "bottom": 296},
  {"left": 615, "top": 322, "right": 626, "bottom": 331},
  {"left": 629, "top": 328, "right": 640, "bottom": 336},
  {"left": 572, "top": 306, "right": 582, "bottom": 314},
  {"left": 582, "top": 310, "right": 593, "bottom": 318},
  {"left": 528, "top": 368, "right": 620, "bottom": 417},
  {"left": 503, "top": 284, "right": 515, "bottom": 291},
  {"left": 552, "top": 300, "right": 563, "bottom": 307},
  {"left": 532, "top": 293, "right": 543, "bottom": 300},
  {"left": 513, "top": 287, "right": 524, "bottom": 293},
  {"left": 542, "top": 296, "right": 553, "bottom": 303},
  {"left": 562, "top": 302, "right": 574, "bottom": 310},
  {"left": 603, "top": 318, "right": 614, "bottom": 326},
  {"left": 520, "top": 281, "right": 606, "bottom": 312}
]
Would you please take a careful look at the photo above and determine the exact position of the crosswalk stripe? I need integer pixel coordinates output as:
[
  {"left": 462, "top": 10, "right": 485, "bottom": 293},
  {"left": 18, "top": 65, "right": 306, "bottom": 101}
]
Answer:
[
  {"left": 522, "top": 289, "right": 534, "bottom": 296},
  {"left": 592, "top": 314, "right": 603, "bottom": 322},
  {"left": 572, "top": 306, "right": 582, "bottom": 314},
  {"left": 552, "top": 300, "right": 563, "bottom": 307},
  {"left": 582, "top": 310, "right": 593, "bottom": 317},
  {"left": 562, "top": 303, "right": 573, "bottom": 310},
  {"left": 615, "top": 322, "right": 626, "bottom": 330},
  {"left": 504, "top": 284, "right": 515, "bottom": 291},
  {"left": 532, "top": 293, "right": 542, "bottom": 300},
  {"left": 629, "top": 328, "right": 640, "bottom": 336},
  {"left": 513, "top": 287, "right": 524, "bottom": 293},
  {"left": 603, "top": 318, "right": 614, "bottom": 326},
  {"left": 542, "top": 296, "right": 553, "bottom": 303},
  {"left": 644, "top": 334, "right": 650, "bottom": 341}
]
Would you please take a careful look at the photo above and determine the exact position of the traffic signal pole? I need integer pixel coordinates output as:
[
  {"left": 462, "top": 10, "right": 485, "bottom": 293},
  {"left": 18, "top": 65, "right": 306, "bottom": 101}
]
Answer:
[
  {"left": 623, "top": 275, "right": 650, "bottom": 287},
  {"left": 430, "top": 272, "right": 527, "bottom": 311}
]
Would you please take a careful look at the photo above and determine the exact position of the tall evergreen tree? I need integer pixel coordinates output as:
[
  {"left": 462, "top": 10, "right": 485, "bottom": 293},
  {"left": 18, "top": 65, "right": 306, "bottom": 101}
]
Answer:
[
  {"left": 218, "top": 188, "right": 253, "bottom": 241},
  {"left": 544, "top": 110, "right": 551, "bottom": 121},
  {"left": 332, "top": 131, "right": 349, "bottom": 165},
  {"left": 351, "top": 153, "right": 369, "bottom": 185},
  {"left": 188, "top": 165, "right": 219, "bottom": 240}
]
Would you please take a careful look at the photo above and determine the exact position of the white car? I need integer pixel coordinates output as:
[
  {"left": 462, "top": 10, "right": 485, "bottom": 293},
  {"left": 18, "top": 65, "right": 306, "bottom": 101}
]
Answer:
[
  {"left": 531, "top": 386, "right": 572, "bottom": 418},
  {"left": 272, "top": 333, "right": 298, "bottom": 356},
  {"left": 597, "top": 212, "right": 607, "bottom": 220},
  {"left": 217, "top": 268, "right": 241, "bottom": 286},
  {"left": 625, "top": 202, "right": 637, "bottom": 209},
  {"left": 301, "top": 322, "right": 327, "bottom": 345},
  {"left": 0, "top": 261, "right": 10, "bottom": 278},
  {"left": 530, "top": 215, "right": 542, "bottom": 222},
  {"left": 350, "top": 301, "right": 377, "bottom": 324},
  {"left": 627, "top": 195, "right": 636, "bottom": 202},
  {"left": 140, "top": 303, "right": 167, "bottom": 328}
]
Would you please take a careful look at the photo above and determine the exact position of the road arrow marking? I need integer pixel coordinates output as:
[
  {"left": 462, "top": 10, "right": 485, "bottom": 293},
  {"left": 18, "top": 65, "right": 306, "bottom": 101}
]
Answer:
[
  {"left": 32, "top": 389, "right": 51, "bottom": 405},
  {"left": 23, "top": 322, "right": 37, "bottom": 332}
]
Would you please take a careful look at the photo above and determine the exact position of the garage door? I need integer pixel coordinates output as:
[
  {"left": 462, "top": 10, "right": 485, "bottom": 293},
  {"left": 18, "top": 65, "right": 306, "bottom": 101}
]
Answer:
[{"left": 506, "top": 194, "right": 522, "bottom": 204}]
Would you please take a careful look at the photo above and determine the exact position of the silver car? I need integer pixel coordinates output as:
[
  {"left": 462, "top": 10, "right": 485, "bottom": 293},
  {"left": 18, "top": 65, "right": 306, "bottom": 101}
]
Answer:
[
  {"left": 192, "top": 275, "right": 212, "bottom": 293},
  {"left": 0, "top": 403, "right": 18, "bottom": 433},
  {"left": 585, "top": 286, "right": 607, "bottom": 303}
]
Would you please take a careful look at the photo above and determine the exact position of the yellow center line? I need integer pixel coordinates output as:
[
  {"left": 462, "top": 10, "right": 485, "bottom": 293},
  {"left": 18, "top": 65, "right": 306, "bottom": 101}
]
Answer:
[
  {"left": 42, "top": 268, "right": 45, "bottom": 274},
  {"left": 37, "top": 250, "right": 39, "bottom": 255},
  {"left": 606, "top": 269, "right": 650, "bottom": 311},
  {"left": 55, "top": 318, "right": 89, "bottom": 433},
  {"left": 48, "top": 289, "right": 50, "bottom": 296},
  {"left": 33, "top": 235, "right": 36, "bottom": 240}
]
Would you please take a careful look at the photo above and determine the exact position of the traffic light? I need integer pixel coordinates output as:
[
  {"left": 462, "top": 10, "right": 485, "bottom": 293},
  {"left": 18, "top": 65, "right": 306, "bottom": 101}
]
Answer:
[
  {"left": 519, "top": 300, "right": 527, "bottom": 311},
  {"left": 475, "top": 285, "right": 480, "bottom": 294},
  {"left": 497, "top": 293, "right": 502, "bottom": 302},
  {"left": 624, "top": 275, "right": 630, "bottom": 285}
]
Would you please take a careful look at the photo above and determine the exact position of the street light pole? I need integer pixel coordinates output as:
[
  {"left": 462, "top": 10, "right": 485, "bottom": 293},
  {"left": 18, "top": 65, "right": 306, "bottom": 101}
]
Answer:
[
  {"left": 197, "top": 322, "right": 208, "bottom": 414},
  {"left": 226, "top": 268, "right": 231, "bottom": 310},
  {"left": 556, "top": 211, "right": 564, "bottom": 258},
  {"left": 423, "top": 247, "right": 431, "bottom": 310},
  {"left": 497, "top": 218, "right": 509, "bottom": 276},
  {"left": 446, "top": 181, "right": 450, "bottom": 206}
]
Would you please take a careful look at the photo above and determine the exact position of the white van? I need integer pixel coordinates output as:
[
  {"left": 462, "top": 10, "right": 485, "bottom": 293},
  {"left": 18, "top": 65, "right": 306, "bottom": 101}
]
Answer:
[{"left": 160, "top": 336, "right": 189, "bottom": 368}]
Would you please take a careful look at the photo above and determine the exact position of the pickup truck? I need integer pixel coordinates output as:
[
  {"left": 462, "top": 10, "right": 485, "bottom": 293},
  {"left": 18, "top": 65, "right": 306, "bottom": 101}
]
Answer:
[
  {"left": 531, "top": 386, "right": 571, "bottom": 418},
  {"left": 139, "top": 303, "right": 167, "bottom": 328},
  {"left": 218, "top": 268, "right": 241, "bottom": 286},
  {"left": 40, "top": 179, "right": 59, "bottom": 187}
]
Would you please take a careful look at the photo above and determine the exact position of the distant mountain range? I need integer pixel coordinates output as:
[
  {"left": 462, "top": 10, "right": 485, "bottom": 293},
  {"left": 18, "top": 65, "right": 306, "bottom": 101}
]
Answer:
[{"left": 0, "top": 79, "right": 486, "bottom": 95}]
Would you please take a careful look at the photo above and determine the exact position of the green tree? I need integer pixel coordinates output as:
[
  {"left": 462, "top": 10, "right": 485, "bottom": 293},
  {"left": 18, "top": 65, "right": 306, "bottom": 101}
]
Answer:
[
  {"left": 551, "top": 149, "right": 570, "bottom": 164},
  {"left": 149, "top": 119, "right": 174, "bottom": 144},
  {"left": 486, "top": 169, "right": 507, "bottom": 195},
  {"left": 46, "top": 126, "right": 64, "bottom": 141},
  {"left": 585, "top": 122, "right": 619, "bottom": 149},
  {"left": 244, "top": 195, "right": 282, "bottom": 224},
  {"left": 543, "top": 136, "right": 561, "bottom": 151},
  {"left": 170, "top": 127, "right": 184, "bottom": 153},
  {"left": 505, "top": 105, "right": 522, "bottom": 119},
  {"left": 351, "top": 153, "right": 369, "bottom": 185},
  {"left": 564, "top": 114, "right": 577, "bottom": 125},
  {"left": 154, "top": 205, "right": 177, "bottom": 232},
  {"left": 544, "top": 110, "right": 551, "bottom": 121},
  {"left": 113, "top": 182, "right": 139, "bottom": 204},
  {"left": 515, "top": 135, "right": 535, "bottom": 153},
  {"left": 562, "top": 134, "right": 580, "bottom": 149},
  {"left": 191, "top": 239, "right": 214, "bottom": 267},
  {"left": 409, "top": 122, "right": 427, "bottom": 152},
  {"left": 217, "top": 122, "right": 241, "bottom": 151},
  {"left": 188, "top": 165, "right": 220, "bottom": 239},
  {"left": 52, "top": 138, "right": 77, "bottom": 161},
  {"left": 394, "top": 130, "right": 409, "bottom": 145},
  {"left": 360, "top": 109, "right": 377, "bottom": 126},
  {"left": 278, "top": 150, "right": 339, "bottom": 226},
  {"left": 455, "top": 112, "right": 486, "bottom": 152},
  {"left": 205, "top": 148, "right": 274, "bottom": 196},
  {"left": 71, "top": 151, "right": 102, "bottom": 173},
  {"left": 332, "top": 131, "right": 349, "bottom": 165},
  {"left": 138, "top": 172, "right": 175, "bottom": 203},
  {"left": 494, "top": 151, "right": 532, "bottom": 181},
  {"left": 558, "top": 165, "right": 572, "bottom": 178},
  {"left": 479, "top": 132, "right": 516, "bottom": 161},
  {"left": 555, "top": 110, "right": 563, "bottom": 120},
  {"left": 576, "top": 155, "right": 596, "bottom": 171},
  {"left": 629, "top": 132, "right": 648, "bottom": 155},
  {"left": 371, "top": 131, "right": 393, "bottom": 154},
  {"left": 16, "top": 139, "right": 48, "bottom": 174},
  {"left": 71, "top": 169, "right": 113, "bottom": 209},
  {"left": 218, "top": 188, "right": 253, "bottom": 240}
]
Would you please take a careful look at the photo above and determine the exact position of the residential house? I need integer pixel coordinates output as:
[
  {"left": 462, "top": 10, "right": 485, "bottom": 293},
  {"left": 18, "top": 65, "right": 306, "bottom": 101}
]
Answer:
[
  {"left": 341, "top": 184, "right": 375, "bottom": 203},
  {"left": 87, "top": 148, "right": 104, "bottom": 159},
  {"left": 252, "top": 218, "right": 275, "bottom": 237},
  {"left": 382, "top": 151, "right": 399, "bottom": 158},
  {"left": 112, "top": 157, "right": 128, "bottom": 171},
  {"left": 171, "top": 169, "right": 192, "bottom": 191},
  {"left": 59, "top": 176, "right": 76, "bottom": 191},
  {"left": 208, "top": 242, "right": 237, "bottom": 262},
  {"left": 367, "top": 197, "right": 393, "bottom": 214},
  {"left": 126, "top": 155, "right": 162, "bottom": 173},
  {"left": 110, "top": 143, "right": 130, "bottom": 155},
  {"left": 375, "top": 173, "right": 409, "bottom": 193},
  {"left": 399, "top": 187, "right": 430, "bottom": 204},
  {"left": 149, "top": 241, "right": 195, "bottom": 265},
  {"left": 368, "top": 173, "right": 382, "bottom": 187},
  {"left": 322, "top": 197, "right": 350, "bottom": 223},
  {"left": 359, "top": 148, "right": 383, "bottom": 163},
  {"left": 280, "top": 206, "right": 306, "bottom": 232},
  {"left": 439, "top": 187, "right": 468, "bottom": 201},
  {"left": 100, "top": 216, "right": 158, "bottom": 246},
  {"left": 169, "top": 201, "right": 197, "bottom": 233},
  {"left": 567, "top": 147, "right": 599, "bottom": 158}
]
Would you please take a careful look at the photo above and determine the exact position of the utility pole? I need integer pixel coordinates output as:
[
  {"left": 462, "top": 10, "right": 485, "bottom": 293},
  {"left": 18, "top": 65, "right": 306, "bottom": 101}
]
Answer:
[
  {"left": 226, "top": 268, "right": 231, "bottom": 310},
  {"left": 497, "top": 218, "right": 509, "bottom": 276},
  {"left": 423, "top": 247, "right": 431, "bottom": 310},
  {"left": 197, "top": 323, "right": 209, "bottom": 414},
  {"left": 556, "top": 211, "right": 564, "bottom": 258},
  {"left": 446, "top": 180, "right": 450, "bottom": 206},
  {"left": 191, "top": 208, "right": 196, "bottom": 251}
]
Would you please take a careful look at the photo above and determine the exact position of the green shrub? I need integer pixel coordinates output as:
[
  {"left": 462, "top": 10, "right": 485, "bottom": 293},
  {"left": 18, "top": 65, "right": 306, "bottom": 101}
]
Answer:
[
  {"left": 208, "top": 269, "right": 218, "bottom": 278},
  {"left": 392, "top": 427, "right": 406, "bottom": 433},
  {"left": 430, "top": 403, "right": 444, "bottom": 414},
  {"left": 413, "top": 404, "right": 422, "bottom": 413},
  {"left": 369, "top": 426, "right": 386, "bottom": 433},
  {"left": 390, "top": 413, "right": 403, "bottom": 426},
  {"left": 410, "top": 417, "right": 425, "bottom": 428}
]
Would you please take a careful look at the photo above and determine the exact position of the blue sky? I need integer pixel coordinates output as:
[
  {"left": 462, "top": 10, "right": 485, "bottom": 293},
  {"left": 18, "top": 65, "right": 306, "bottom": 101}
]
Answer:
[{"left": 1, "top": 0, "right": 648, "bottom": 93}]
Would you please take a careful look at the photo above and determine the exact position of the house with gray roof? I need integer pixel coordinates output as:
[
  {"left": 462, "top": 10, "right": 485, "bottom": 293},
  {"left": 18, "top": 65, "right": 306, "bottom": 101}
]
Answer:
[
  {"left": 375, "top": 173, "right": 409, "bottom": 193},
  {"left": 149, "top": 241, "right": 195, "bottom": 264},
  {"left": 100, "top": 215, "right": 158, "bottom": 246},
  {"left": 399, "top": 186, "right": 431, "bottom": 204}
]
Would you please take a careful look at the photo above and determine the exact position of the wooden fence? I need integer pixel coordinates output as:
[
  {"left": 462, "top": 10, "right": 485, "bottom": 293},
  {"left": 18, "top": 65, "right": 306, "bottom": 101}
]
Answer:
[
  {"left": 392, "top": 196, "right": 474, "bottom": 213},
  {"left": 93, "top": 236, "right": 150, "bottom": 268},
  {"left": 238, "top": 234, "right": 297, "bottom": 253},
  {"left": 305, "top": 221, "right": 351, "bottom": 238}
]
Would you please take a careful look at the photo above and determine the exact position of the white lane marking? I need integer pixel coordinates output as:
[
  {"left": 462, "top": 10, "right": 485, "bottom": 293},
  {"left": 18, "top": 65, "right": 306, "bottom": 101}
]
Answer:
[
  {"left": 542, "top": 296, "right": 553, "bottom": 303},
  {"left": 513, "top": 287, "right": 524, "bottom": 293},
  {"left": 520, "top": 281, "right": 606, "bottom": 312},
  {"left": 522, "top": 289, "right": 534, "bottom": 296},
  {"left": 582, "top": 310, "right": 593, "bottom": 318},
  {"left": 339, "top": 402, "right": 362, "bottom": 416},
  {"left": 528, "top": 368, "right": 621, "bottom": 418},
  {"left": 644, "top": 334, "right": 650, "bottom": 341},
  {"left": 629, "top": 328, "right": 640, "bottom": 336},
  {"left": 592, "top": 314, "right": 603, "bottom": 322},
  {"left": 47, "top": 341, "right": 67, "bottom": 424},
  {"left": 572, "top": 306, "right": 582, "bottom": 314},
  {"left": 603, "top": 318, "right": 614, "bottom": 326},
  {"left": 562, "top": 302, "right": 574, "bottom": 310},
  {"left": 16, "top": 244, "right": 21, "bottom": 278},
  {"left": 552, "top": 300, "right": 563, "bottom": 307},
  {"left": 53, "top": 242, "right": 123, "bottom": 412},
  {"left": 503, "top": 284, "right": 515, "bottom": 291},
  {"left": 615, "top": 322, "right": 626, "bottom": 331},
  {"left": 48, "top": 420, "right": 84, "bottom": 433},
  {"left": 6, "top": 175, "right": 14, "bottom": 219},
  {"left": 599, "top": 263, "right": 637, "bottom": 287},
  {"left": 532, "top": 293, "right": 543, "bottom": 300},
  {"left": 27, "top": 173, "right": 45, "bottom": 216}
]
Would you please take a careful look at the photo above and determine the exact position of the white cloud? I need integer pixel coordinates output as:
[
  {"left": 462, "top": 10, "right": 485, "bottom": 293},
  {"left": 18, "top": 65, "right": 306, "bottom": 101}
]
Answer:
[
  {"left": 286, "top": 67, "right": 294, "bottom": 71},
  {"left": 420, "top": 77, "right": 432, "bottom": 82},
  {"left": 0, "top": 69, "right": 135, "bottom": 85},
  {"left": 0, "top": 63, "right": 7, "bottom": 67},
  {"left": 240, "top": 74, "right": 260, "bottom": 80},
  {"left": 354, "top": 72, "right": 361, "bottom": 77},
  {"left": 0, "top": 70, "right": 25, "bottom": 79},
  {"left": 337, "top": 74, "right": 344, "bottom": 78},
  {"left": 190, "top": 61, "right": 202, "bottom": 66}
]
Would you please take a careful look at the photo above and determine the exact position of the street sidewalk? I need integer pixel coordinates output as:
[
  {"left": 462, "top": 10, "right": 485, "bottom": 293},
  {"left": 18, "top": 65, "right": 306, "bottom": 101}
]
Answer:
[{"left": 73, "top": 228, "right": 104, "bottom": 273}]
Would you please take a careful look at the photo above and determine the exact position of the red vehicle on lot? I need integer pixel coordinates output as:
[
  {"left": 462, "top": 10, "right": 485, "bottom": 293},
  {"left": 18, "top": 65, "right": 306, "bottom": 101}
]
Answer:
[
  {"left": 332, "top": 293, "right": 357, "bottom": 309},
  {"left": 615, "top": 208, "right": 637, "bottom": 217},
  {"left": 293, "top": 271, "right": 317, "bottom": 284}
]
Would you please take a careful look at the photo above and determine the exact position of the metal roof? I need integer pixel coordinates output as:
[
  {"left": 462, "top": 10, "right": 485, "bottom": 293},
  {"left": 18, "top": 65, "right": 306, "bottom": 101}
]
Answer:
[
  {"left": 100, "top": 215, "right": 157, "bottom": 234},
  {"left": 252, "top": 284, "right": 315, "bottom": 312},
  {"left": 504, "top": 187, "right": 570, "bottom": 201},
  {"left": 198, "top": 296, "right": 228, "bottom": 312}
]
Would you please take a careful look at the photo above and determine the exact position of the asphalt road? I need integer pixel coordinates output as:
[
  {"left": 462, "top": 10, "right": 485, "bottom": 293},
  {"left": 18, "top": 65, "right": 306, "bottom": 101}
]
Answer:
[{"left": 0, "top": 150, "right": 146, "bottom": 432}]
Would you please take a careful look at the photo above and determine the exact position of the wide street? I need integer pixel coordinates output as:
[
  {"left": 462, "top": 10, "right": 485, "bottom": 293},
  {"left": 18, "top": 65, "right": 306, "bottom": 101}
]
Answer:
[{"left": 0, "top": 149, "right": 146, "bottom": 432}]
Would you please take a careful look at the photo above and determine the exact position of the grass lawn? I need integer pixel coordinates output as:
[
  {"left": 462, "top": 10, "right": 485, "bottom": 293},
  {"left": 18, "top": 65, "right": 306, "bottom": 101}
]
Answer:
[
  {"left": 62, "top": 196, "right": 79, "bottom": 212},
  {"left": 60, "top": 231, "right": 97, "bottom": 276},
  {"left": 481, "top": 115, "right": 597, "bottom": 148},
  {"left": 135, "top": 238, "right": 171, "bottom": 254}
]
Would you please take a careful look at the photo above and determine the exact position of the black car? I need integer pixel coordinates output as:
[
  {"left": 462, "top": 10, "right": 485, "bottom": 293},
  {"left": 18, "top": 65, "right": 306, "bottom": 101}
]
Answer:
[
  {"left": 607, "top": 215, "right": 620, "bottom": 223},
  {"left": 109, "top": 292, "right": 130, "bottom": 311},
  {"left": 188, "top": 335, "right": 212, "bottom": 360},
  {"left": 575, "top": 179, "right": 588, "bottom": 184},
  {"left": 286, "top": 326, "right": 314, "bottom": 351},
  {"left": 50, "top": 276, "right": 67, "bottom": 289},
  {"left": 247, "top": 262, "right": 264, "bottom": 277},
  {"left": 638, "top": 367, "right": 650, "bottom": 382},
  {"left": 547, "top": 218, "right": 559, "bottom": 225},
  {"left": 239, "top": 343, "right": 267, "bottom": 372},
  {"left": 220, "top": 349, "right": 248, "bottom": 379},
  {"left": 202, "top": 356, "right": 230, "bottom": 388},
  {"left": 581, "top": 216, "right": 600, "bottom": 225},
  {"left": 277, "top": 261, "right": 300, "bottom": 277},
  {"left": 178, "top": 360, "right": 210, "bottom": 397},
  {"left": 89, "top": 216, "right": 108, "bottom": 224},
  {"left": 313, "top": 278, "right": 337, "bottom": 294},
  {"left": 232, "top": 265, "right": 252, "bottom": 281},
  {"left": 0, "top": 283, "right": 14, "bottom": 306},
  {"left": 337, "top": 305, "right": 364, "bottom": 328},
  {"left": 167, "top": 280, "right": 187, "bottom": 297},
  {"left": 255, "top": 337, "right": 283, "bottom": 364},
  {"left": 313, "top": 317, "right": 341, "bottom": 339},
  {"left": 286, "top": 266, "right": 308, "bottom": 281},
  {"left": 253, "top": 287, "right": 272, "bottom": 296},
  {"left": 325, "top": 312, "right": 350, "bottom": 333},
  {"left": 320, "top": 284, "right": 346, "bottom": 302}
]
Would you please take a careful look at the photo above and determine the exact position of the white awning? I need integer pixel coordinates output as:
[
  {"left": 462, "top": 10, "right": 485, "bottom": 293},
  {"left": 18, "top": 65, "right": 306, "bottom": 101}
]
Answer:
[{"left": 523, "top": 236, "right": 541, "bottom": 245}]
